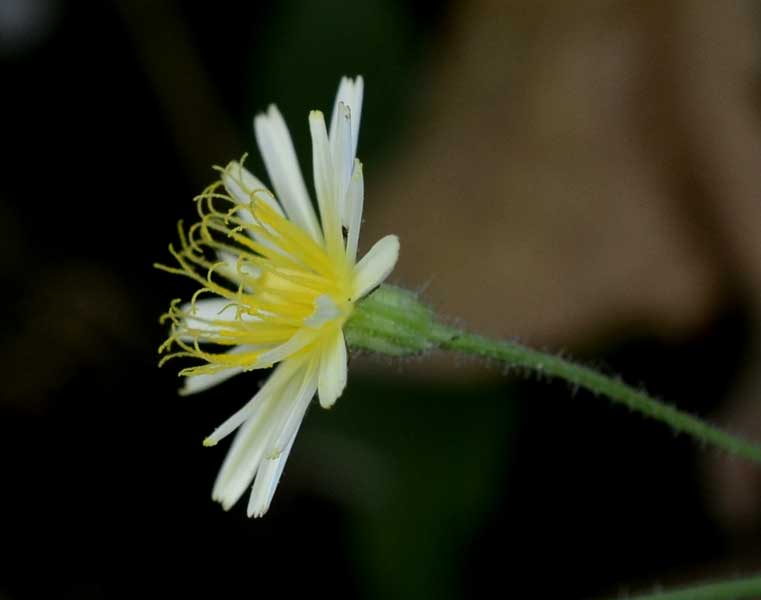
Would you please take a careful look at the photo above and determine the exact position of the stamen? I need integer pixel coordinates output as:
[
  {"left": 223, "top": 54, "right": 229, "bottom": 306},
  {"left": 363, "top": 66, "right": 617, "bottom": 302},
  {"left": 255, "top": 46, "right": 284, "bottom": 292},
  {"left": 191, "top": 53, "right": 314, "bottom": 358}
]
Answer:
[{"left": 158, "top": 168, "right": 355, "bottom": 380}]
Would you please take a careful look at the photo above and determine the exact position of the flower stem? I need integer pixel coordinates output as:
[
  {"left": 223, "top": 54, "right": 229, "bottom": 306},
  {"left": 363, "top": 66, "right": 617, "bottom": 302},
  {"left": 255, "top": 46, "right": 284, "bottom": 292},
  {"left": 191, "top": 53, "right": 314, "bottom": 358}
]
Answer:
[
  {"left": 346, "top": 285, "right": 761, "bottom": 466},
  {"left": 613, "top": 574, "right": 761, "bottom": 600},
  {"left": 430, "top": 324, "right": 761, "bottom": 464},
  {"left": 347, "top": 286, "right": 761, "bottom": 598}
]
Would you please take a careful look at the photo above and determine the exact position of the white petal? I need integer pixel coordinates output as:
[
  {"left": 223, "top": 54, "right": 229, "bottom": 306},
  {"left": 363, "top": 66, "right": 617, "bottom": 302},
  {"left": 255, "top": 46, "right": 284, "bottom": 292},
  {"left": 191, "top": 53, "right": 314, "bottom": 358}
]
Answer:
[
  {"left": 219, "top": 161, "right": 287, "bottom": 257},
  {"left": 217, "top": 251, "right": 262, "bottom": 278},
  {"left": 318, "top": 330, "right": 347, "bottom": 409},
  {"left": 254, "top": 105, "right": 321, "bottom": 241},
  {"left": 211, "top": 359, "right": 304, "bottom": 509},
  {"left": 269, "top": 362, "right": 316, "bottom": 455},
  {"left": 345, "top": 159, "right": 364, "bottom": 264},
  {"left": 329, "top": 102, "right": 353, "bottom": 225},
  {"left": 181, "top": 367, "right": 241, "bottom": 397},
  {"left": 178, "top": 298, "right": 259, "bottom": 342},
  {"left": 351, "top": 234, "right": 400, "bottom": 300},
  {"left": 221, "top": 161, "right": 283, "bottom": 217},
  {"left": 180, "top": 298, "right": 237, "bottom": 333},
  {"left": 254, "top": 328, "right": 319, "bottom": 368},
  {"left": 215, "top": 251, "right": 261, "bottom": 290},
  {"left": 202, "top": 358, "right": 301, "bottom": 445},
  {"left": 247, "top": 360, "right": 318, "bottom": 517},
  {"left": 309, "top": 110, "right": 341, "bottom": 249},
  {"left": 182, "top": 297, "right": 234, "bottom": 319},
  {"left": 247, "top": 434, "right": 297, "bottom": 518},
  {"left": 211, "top": 414, "right": 273, "bottom": 510},
  {"left": 329, "top": 76, "right": 363, "bottom": 160},
  {"left": 180, "top": 344, "right": 263, "bottom": 396}
]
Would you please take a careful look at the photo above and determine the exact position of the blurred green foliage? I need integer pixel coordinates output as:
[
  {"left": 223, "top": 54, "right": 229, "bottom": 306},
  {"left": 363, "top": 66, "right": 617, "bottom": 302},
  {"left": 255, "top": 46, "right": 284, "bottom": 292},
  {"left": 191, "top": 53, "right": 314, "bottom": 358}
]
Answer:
[
  {"left": 249, "top": 0, "right": 419, "bottom": 168},
  {"left": 302, "top": 375, "right": 516, "bottom": 599}
]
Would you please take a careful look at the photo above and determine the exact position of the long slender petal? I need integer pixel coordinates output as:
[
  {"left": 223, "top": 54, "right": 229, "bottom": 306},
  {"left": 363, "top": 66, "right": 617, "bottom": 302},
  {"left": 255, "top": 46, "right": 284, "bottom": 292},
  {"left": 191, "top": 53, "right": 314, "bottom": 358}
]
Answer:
[
  {"left": 247, "top": 358, "right": 319, "bottom": 517},
  {"left": 254, "top": 328, "right": 319, "bottom": 368},
  {"left": 254, "top": 105, "right": 321, "bottom": 241},
  {"left": 330, "top": 102, "right": 353, "bottom": 225},
  {"left": 345, "top": 159, "right": 364, "bottom": 264},
  {"left": 309, "top": 110, "right": 342, "bottom": 252},
  {"left": 211, "top": 359, "right": 305, "bottom": 509},
  {"left": 352, "top": 234, "right": 400, "bottom": 300},
  {"left": 215, "top": 251, "right": 261, "bottom": 290},
  {"left": 178, "top": 298, "right": 239, "bottom": 341},
  {"left": 329, "top": 76, "right": 363, "bottom": 160},
  {"left": 178, "top": 298, "right": 259, "bottom": 343},
  {"left": 180, "top": 297, "right": 235, "bottom": 324},
  {"left": 318, "top": 329, "right": 347, "bottom": 409},
  {"left": 269, "top": 357, "right": 319, "bottom": 455},
  {"left": 180, "top": 365, "right": 241, "bottom": 397},
  {"left": 221, "top": 160, "right": 283, "bottom": 217},
  {"left": 247, "top": 434, "right": 297, "bottom": 518},
  {"left": 212, "top": 415, "right": 272, "bottom": 510},
  {"left": 202, "top": 358, "right": 302, "bottom": 445}
]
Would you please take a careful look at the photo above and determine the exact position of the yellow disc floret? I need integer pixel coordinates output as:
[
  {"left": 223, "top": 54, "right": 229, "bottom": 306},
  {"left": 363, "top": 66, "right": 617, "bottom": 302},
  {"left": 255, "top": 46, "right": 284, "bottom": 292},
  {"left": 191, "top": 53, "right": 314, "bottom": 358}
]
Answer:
[{"left": 156, "top": 170, "right": 354, "bottom": 379}]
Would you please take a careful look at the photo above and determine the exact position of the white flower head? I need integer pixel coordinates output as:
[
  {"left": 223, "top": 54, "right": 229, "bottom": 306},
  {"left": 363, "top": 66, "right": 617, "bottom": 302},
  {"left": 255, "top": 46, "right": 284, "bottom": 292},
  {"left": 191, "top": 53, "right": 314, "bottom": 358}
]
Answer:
[{"left": 158, "top": 76, "right": 399, "bottom": 517}]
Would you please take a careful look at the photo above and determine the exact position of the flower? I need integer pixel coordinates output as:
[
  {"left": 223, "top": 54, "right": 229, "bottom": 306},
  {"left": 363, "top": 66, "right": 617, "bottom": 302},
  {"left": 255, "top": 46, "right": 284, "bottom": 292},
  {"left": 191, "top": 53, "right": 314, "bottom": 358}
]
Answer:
[{"left": 158, "top": 76, "right": 399, "bottom": 517}]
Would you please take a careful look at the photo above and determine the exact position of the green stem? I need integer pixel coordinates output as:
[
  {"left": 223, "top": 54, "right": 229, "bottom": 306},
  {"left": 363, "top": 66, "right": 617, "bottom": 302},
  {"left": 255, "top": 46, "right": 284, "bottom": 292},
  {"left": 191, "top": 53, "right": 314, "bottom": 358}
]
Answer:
[
  {"left": 431, "top": 325, "right": 761, "bottom": 464},
  {"left": 347, "top": 285, "right": 761, "bottom": 600},
  {"left": 613, "top": 574, "right": 761, "bottom": 600},
  {"left": 346, "top": 286, "right": 761, "bottom": 599},
  {"left": 346, "top": 285, "right": 761, "bottom": 466}
]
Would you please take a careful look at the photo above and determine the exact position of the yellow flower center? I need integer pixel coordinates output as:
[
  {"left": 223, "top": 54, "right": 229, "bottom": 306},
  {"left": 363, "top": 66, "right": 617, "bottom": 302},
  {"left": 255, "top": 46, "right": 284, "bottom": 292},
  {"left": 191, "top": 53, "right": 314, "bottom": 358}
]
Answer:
[{"left": 157, "top": 179, "right": 355, "bottom": 377}]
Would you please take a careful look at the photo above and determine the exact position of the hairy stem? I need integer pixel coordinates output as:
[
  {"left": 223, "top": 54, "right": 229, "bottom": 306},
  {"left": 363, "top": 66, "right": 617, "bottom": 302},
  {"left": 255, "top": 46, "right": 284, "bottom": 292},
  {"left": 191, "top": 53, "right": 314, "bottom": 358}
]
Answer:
[
  {"left": 430, "top": 324, "right": 761, "bottom": 464},
  {"left": 347, "top": 285, "right": 761, "bottom": 466}
]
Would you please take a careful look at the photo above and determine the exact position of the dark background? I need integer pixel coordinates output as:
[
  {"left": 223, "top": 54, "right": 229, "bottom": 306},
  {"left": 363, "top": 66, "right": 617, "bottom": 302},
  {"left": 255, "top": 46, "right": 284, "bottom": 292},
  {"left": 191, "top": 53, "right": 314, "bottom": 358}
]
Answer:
[{"left": 2, "top": 1, "right": 761, "bottom": 597}]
